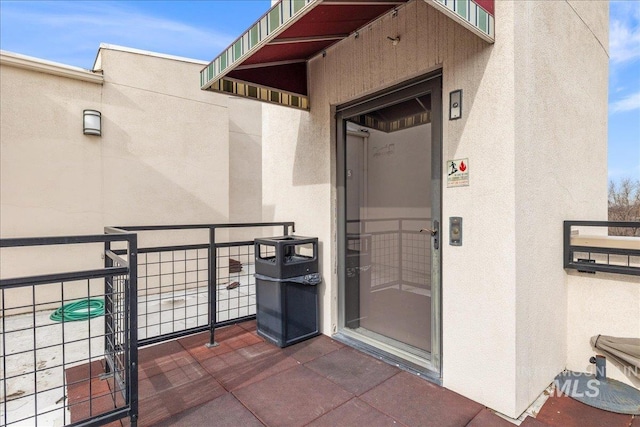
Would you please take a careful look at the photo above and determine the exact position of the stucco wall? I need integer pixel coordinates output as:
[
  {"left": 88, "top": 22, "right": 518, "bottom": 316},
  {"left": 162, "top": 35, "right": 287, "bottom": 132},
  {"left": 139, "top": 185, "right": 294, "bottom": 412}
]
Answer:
[
  {"left": 0, "top": 46, "right": 234, "bottom": 308},
  {"left": 566, "top": 271, "right": 640, "bottom": 389},
  {"left": 97, "top": 47, "right": 230, "bottom": 229},
  {"left": 0, "top": 64, "right": 103, "bottom": 239},
  {"left": 0, "top": 60, "right": 106, "bottom": 310},
  {"left": 263, "top": 0, "right": 609, "bottom": 417},
  {"left": 316, "top": 0, "right": 520, "bottom": 415},
  {"left": 512, "top": 0, "right": 610, "bottom": 411}
]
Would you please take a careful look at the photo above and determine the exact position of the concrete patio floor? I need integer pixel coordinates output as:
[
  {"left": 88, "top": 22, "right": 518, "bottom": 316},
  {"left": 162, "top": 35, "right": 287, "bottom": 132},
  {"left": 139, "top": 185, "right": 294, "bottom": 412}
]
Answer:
[{"left": 68, "top": 320, "right": 639, "bottom": 427}]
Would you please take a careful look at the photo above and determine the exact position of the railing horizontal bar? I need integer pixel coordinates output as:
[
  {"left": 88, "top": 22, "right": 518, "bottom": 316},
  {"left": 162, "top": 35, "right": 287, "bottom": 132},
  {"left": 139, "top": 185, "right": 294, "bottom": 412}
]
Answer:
[
  {"left": 104, "top": 226, "right": 132, "bottom": 234},
  {"left": 565, "top": 221, "right": 640, "bottom": 228},
  {"left": 1, "top": 233, "right": 134, "bottom": 248},
  {"left": 347, "top": 218, "right": 430, "bottom": 223},
  {"left": 566, "top": 262, "right": 639, "bottom": 276},
  {"left": 570, "top": 246, "right": 639, "bottom": 256},
  {"left": 2, "top": 234, "right": 134, "bottom": 248},
  {"left": 114, "top": 222, "right": 294, "bottom": 231},
  {"left": 1, "top": 266, "right": 128, "bottom": 288},
  {"left": 215, "top": 240, "right": 255, "bottom": 248},
  {"left": 67, "top": 407, "right": 132, "bottom": 427},
  {"left": 138, "top": 325, "right": 209, "bottom": 347},
  {"left": 106, "top": 250, "right": 129, "bottom": 266},
  {"left": 135, "top": 243, "right": 210, "bottom": 254},
  {"left": 137, "top": 316, "right": 257, "bottom": 348}
]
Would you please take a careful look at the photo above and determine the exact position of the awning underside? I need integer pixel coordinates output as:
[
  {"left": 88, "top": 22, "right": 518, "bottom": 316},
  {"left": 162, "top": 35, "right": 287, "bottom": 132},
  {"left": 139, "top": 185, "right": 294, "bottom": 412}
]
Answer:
[{"left": 201, "top": 0, "right": 494, "bottom": 109}]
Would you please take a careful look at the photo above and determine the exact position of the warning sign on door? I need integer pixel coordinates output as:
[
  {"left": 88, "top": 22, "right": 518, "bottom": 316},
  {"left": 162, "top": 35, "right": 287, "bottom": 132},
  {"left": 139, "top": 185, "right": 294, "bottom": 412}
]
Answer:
[{"left": 447, "top": 158, "right": 469, "bottom": 187}]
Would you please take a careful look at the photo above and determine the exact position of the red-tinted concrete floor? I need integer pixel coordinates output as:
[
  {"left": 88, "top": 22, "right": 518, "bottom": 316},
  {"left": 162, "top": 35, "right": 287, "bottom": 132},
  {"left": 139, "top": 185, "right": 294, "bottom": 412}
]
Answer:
[{"left": 66, "top": 321, "right": 639, "bottom": 427}]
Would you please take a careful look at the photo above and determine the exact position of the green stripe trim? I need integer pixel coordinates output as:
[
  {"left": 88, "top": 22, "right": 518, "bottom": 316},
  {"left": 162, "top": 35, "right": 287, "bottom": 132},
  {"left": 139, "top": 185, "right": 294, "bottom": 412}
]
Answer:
[
  {"left": 269, "top": 6, "right": 281, "bottom": 34},
  {"left": 205, "top": 78, "right": 309, "bottom": 110},
  {"left": 200, "top": 0, "right": 314, "bottom": 90},
  {"left": 433, "top": 0, "right": 494, "bottom": 40},
  {"left": 233, "top": 40, "right": 243, "bottom": 61},
  {"left": 456, "top": 0, "right": 467, "bottom": 20},
  {"left": 293, "top": 0, "right": 305, "bottom": 13}
]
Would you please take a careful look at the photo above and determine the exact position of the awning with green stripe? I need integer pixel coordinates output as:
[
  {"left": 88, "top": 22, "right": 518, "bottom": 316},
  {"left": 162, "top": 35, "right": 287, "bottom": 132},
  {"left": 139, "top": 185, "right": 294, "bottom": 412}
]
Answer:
[{"left": 201, "top": 0, "right": 495, "bottom": 110}]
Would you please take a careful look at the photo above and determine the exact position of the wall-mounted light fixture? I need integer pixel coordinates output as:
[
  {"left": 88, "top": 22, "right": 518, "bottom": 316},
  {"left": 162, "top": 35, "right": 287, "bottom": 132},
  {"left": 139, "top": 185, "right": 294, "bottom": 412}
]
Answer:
[
  {"left": 83, "top": 110, "right": 101, "bottom": 136},
  {"left": 449, "top": 89, "right": 462, "bottom": 120}
]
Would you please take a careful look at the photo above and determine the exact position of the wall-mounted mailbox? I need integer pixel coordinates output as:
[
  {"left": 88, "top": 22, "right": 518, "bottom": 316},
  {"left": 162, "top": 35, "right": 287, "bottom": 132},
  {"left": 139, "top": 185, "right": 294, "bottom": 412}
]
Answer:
[{"left": 450, "top": 217, "right": 462, "bottom": 246}]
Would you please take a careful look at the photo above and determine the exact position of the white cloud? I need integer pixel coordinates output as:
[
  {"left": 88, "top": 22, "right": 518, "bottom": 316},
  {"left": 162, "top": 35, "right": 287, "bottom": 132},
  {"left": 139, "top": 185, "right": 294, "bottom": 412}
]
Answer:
[
  {"left": 610, "top": 91, "right": 640, "bottom": 113},
  {"left": 609, "top": 1, "right": 640, "bottom": 64},
  {"left": 0, "top": 1, "right": 233, "bottom": 68}
]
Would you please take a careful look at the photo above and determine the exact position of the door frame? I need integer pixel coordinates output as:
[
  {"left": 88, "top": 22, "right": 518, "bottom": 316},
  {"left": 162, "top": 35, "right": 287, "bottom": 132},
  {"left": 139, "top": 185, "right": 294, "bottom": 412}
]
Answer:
[{"left": 335, "top": 71, "right": 443, "bottom": 379}]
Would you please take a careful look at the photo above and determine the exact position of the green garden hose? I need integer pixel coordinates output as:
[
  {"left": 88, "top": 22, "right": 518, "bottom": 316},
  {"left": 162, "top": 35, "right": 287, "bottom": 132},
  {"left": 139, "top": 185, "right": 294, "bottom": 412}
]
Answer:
[{"left": 49, "top": 299, "right": 105, "bottom": 322}]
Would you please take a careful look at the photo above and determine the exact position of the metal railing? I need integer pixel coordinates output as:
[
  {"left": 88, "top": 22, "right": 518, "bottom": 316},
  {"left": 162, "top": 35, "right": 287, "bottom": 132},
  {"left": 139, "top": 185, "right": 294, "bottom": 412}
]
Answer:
[
  {"left": 106, "top": 222, "right": 294, "bottom": 347},
  {"left": 564, "top": 221, "right": 640, "bottom": 276},
  {"left": 0, "top": 232, "right": 138, "bottom": 427},
  {"left": 347, "top": 218, "right": 431, "bottom": 291}
]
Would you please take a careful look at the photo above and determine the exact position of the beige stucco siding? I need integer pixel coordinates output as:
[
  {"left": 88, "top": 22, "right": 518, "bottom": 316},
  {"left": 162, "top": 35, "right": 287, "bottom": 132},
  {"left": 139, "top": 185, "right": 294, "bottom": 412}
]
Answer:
[
  {"left": 97, "top": 48, "right": 230, "bottom": 228},
  {"left": 0, "top": 46, "right": 235, "bottom": 308},
  {"left": 566, "top": 271, "right": 640, "bottom": 389},
  {"left": 513, "top": 0, "right": 610, "bottom": 411},
  {"left": 262, "top": 0, "right": 610, "bottom": 417},
  {"left": 263, "top": 0, "right": 521, "bottom": 415},
  {"left": 0, "top": 65, "right": 104, "bottom": 238}
]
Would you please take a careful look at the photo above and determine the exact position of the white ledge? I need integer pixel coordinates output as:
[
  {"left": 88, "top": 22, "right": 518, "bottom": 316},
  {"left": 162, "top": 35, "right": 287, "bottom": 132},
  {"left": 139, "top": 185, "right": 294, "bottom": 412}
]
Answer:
[
  {"left": 98, "top": 43, "right": 209, "bottom": 66},
  {"left": 0, "top": 50, "right": 103, "bottom": 84},
  {"left": 571, "top": 235, "right": 640, "bottom": 251}
]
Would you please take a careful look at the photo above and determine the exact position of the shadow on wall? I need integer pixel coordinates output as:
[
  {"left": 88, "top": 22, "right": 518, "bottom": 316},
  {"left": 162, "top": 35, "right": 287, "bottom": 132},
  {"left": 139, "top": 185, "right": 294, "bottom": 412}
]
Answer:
[
  {"left": 286, "top": 22, "right": 495, "bottom": 188},
  {"left": 444, "top": 35, "right": 494, "bottom": 158},
  {"left": 292, "top": 109, "right": 328, "bottom": 186},
  {"left": 100, "top": 86, "right": 230, "bottom": 226}
]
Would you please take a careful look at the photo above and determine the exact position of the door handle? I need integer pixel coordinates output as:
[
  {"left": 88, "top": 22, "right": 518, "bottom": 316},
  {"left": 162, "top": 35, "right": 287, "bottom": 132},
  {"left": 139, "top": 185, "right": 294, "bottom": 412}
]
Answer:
[{"left": 420, "top": 221, "right": 439, "bottom": 249}]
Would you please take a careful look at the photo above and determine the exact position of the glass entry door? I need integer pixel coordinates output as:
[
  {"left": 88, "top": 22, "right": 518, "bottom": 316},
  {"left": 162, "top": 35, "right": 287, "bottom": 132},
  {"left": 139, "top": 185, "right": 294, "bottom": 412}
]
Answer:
[{"left": 337, "top": 75, "right": 441, "bottom": 373}]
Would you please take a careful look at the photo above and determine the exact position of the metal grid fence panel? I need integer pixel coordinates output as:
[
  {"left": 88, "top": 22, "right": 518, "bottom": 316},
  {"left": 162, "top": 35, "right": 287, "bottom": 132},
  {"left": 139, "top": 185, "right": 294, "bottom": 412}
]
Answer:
[
  {"left": 1, "top": 233, "right": 136, "bottom": 427},
  {"left": 1, "top": 279, "right": 120, "bottom": 426},
  {"left": 370, "top": 232, "right": 400, "bottom": 289},
  {"left": 401, "top": 231, "right": 431, "bottom": 290},
  {"left": 215, "top": 244, "right": 257, "bottom": 323},
  {"left": 136, "top": 247, "right": 209, "bottom": 343}
]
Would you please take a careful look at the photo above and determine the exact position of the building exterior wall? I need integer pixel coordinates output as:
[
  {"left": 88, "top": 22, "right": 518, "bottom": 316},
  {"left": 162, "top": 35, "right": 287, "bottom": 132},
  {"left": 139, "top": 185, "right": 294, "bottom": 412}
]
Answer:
[
  {"left": 262, "top": 0, "right": 609, "bottom": 417},
  {"left": 0, "top": 56, "right": 106, "bottom": 310},
  {"left": 0, "top": 46, "right": 235, "bottom": 307},
  {"left": 566, "top": 271, "right": 640, "bottom": 389},
  {"left": 512, "top": 0, "right": 610, "bottom": 411},
  {"left": 0, "top": 0, "right": 617, "bottom": 417},
  {"left": 96, "top": 47, "right": 230, "bottom": 229},
  {"left": 0, "top": 61, "right": 103, "bottom": 240}
]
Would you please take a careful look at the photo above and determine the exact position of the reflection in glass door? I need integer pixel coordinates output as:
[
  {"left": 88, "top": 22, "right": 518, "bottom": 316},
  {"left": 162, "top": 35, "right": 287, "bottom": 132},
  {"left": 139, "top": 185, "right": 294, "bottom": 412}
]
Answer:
[{"left": 338, "top": 75, "right": 441, "bottom": 372}]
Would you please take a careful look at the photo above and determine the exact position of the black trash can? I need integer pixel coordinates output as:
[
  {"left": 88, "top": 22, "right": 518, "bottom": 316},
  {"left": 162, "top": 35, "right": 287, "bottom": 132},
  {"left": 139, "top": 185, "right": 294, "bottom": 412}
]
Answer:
[{"left": 254, "top": 236, "right": 320, "bottom": 347}]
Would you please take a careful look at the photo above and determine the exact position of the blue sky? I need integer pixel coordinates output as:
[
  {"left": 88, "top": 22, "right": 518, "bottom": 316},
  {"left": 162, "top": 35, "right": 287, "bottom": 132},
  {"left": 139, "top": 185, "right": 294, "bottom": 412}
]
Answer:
[{"left": 1, "top": 0, "right": 638, "bottom": 183}]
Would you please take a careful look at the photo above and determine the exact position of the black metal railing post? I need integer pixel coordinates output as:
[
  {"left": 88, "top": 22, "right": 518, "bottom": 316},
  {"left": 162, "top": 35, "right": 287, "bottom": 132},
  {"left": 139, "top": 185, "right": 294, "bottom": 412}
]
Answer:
[
  {"left": 563, "top": 221, "right": 572, "bottom": 269},
  {"left": 207, "top": 226, "right": 218, "bottom": 347},
  {"left": 104, "top": 239, "right": 114, "bottom": 374},
  {"left": 398, "top": 219, "right": 403, "bottom": 290},
  {"left": 127, "top": 234, "right": 139, "bottom": 427}
]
